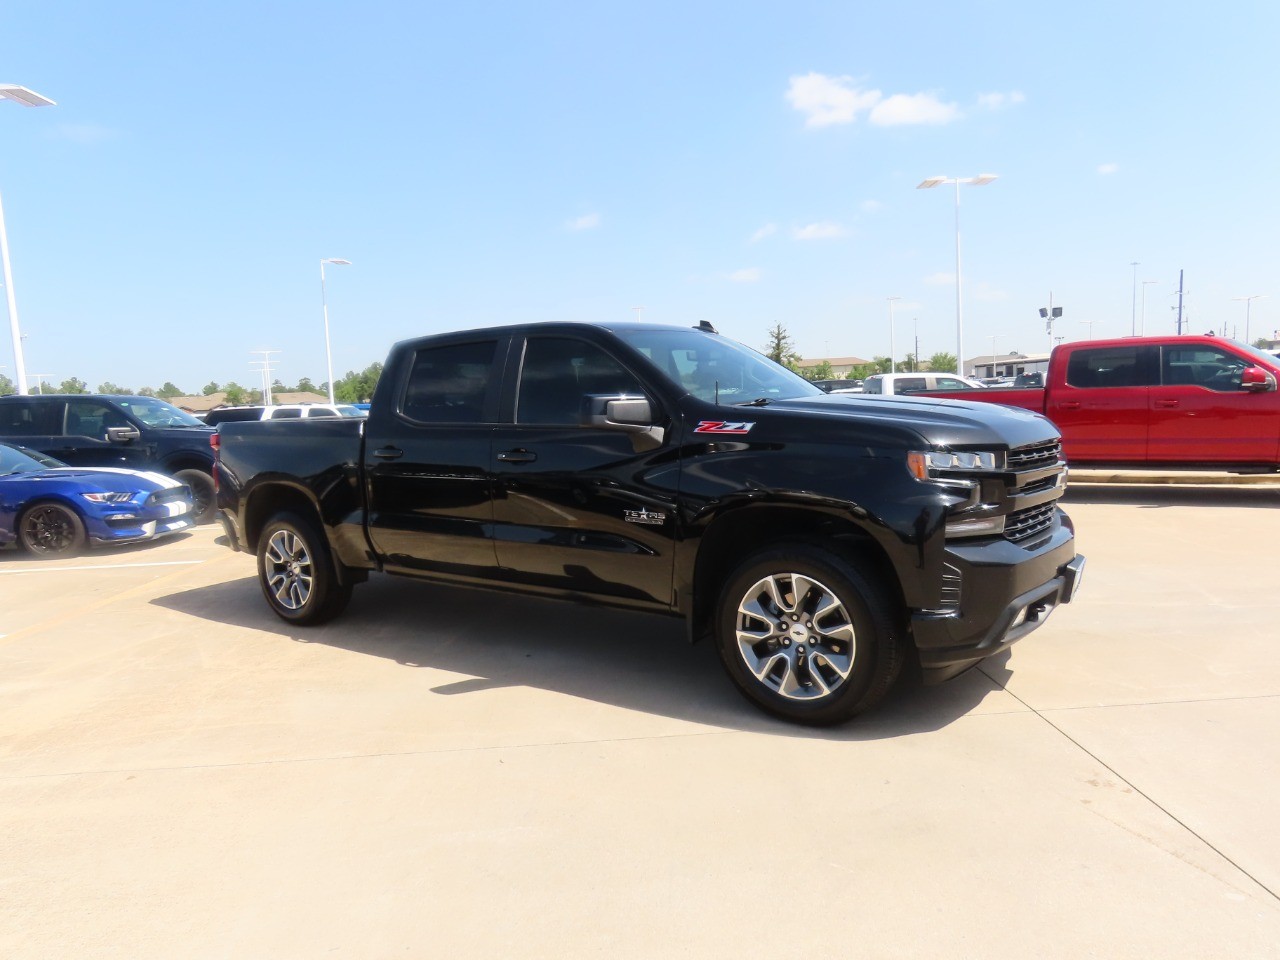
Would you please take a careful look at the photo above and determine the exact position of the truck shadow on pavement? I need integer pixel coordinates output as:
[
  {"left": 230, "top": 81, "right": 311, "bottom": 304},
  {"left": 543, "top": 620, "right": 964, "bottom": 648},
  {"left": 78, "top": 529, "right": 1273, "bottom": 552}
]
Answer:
[{"left": 151, "top": 573, "right": 1011, "bottom": 741}]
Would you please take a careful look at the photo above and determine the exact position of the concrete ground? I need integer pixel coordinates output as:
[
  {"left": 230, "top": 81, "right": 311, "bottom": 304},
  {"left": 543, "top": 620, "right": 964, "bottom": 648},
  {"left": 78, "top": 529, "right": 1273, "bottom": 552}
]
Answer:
[{"left": 2, "top": 484, "right": 1279, "bottom": 959}]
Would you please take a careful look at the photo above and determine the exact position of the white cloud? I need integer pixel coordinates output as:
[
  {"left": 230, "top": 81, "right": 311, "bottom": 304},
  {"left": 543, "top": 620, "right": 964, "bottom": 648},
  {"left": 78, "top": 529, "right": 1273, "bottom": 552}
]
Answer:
[
  {"left": 860, "top": 200, "right": 884, "bottom": 214},
  {"left": 785, "top": 72, "right": 882, "bottom": 127},
  {"left": 792, "top": 221, "right": 847, "bottom": 240},
  {"left": 972, "top": 283, "right": 1011, "bottom": 302},
  {"left": 566, "top": 213, "right": 600, "bottom": 231},
  {"left": 869, "top": 93, "right": 960, "bottom": 126},
  {"left": 1097, "top": 162, "right": 1119, "bottom": 175},
  {"left": 977, "top": 91, "right": 1026, "bottom": 111},
  {"left": 726, "top": 268, "right": 761, "bottom": 283},
  {"left": 46, "top": 123, "right": 118, "bottom": 144},
  {"left": 924, "top": 272, "right": 955, "bottom": 286},
  {"left": 749, "top": 223, "right": 777, "bottom": 242}
]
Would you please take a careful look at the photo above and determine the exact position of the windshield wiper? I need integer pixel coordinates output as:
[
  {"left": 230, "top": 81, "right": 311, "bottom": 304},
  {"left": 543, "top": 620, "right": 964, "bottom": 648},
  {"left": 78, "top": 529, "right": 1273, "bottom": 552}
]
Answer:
[{"left": 735, "top": 397, "right": 773, "bottom": 407}]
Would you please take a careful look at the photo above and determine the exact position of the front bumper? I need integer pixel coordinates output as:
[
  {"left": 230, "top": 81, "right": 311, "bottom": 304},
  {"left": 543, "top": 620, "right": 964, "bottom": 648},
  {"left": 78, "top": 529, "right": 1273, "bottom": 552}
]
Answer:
[
  {"left": 911, "top": 512, "right": 1084, "bottom": 682},
  {"left": 84, "top": 494, "right": 196, "bottom": 545}
]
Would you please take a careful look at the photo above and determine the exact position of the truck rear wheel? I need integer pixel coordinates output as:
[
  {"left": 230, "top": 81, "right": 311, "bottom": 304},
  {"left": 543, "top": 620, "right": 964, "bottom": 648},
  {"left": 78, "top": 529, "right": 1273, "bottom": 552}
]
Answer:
[
  {"left": 714, "top": 544, "right": 903, "bottom": 726},
  {"left": 256, "top": 512, "right": 352, "bottom": 625}
]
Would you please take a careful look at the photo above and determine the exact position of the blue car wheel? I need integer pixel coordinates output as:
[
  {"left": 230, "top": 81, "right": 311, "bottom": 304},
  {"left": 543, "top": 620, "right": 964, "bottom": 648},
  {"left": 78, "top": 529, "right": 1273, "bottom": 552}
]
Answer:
[{"left": 19, "top": 502, "right": 88, "bottom": 558}]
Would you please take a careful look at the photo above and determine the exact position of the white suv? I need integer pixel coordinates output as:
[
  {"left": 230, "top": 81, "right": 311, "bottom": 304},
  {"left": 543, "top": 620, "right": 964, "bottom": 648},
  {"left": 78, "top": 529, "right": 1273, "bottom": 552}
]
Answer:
[
  {"left": 861, "top": 373, "right": 987, "bottom": 396},
  {"left": 260, "top": 404, "right": 365, "bottom": 420}
]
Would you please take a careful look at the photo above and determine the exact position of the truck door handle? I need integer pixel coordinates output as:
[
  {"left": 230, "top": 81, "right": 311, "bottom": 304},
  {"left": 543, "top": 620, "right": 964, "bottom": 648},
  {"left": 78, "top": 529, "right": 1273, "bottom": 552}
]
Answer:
[
  {"left": 1059, "top": 401, "right": 1081, "bottom": 410},
  {"left": 373, "top": 446, "right": 404, "bottom": 460},
  {"left": 497, "top": 449, "right": 537, "bottom": 463},
  {"left": 1154, "top": 399, "right": 1179, "bottom": 409}
]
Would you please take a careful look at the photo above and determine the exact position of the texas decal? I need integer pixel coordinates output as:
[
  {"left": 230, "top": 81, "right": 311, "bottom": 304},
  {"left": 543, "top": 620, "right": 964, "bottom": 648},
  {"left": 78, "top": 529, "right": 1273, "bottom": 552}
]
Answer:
[{"left": 694, "top": 420, "right": 755, "bottom": 435}]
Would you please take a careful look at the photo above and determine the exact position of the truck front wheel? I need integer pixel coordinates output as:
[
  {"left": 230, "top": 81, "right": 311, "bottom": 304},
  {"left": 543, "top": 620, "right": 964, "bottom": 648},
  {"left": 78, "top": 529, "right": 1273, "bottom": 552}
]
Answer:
[
  {"left": 714, "top": 545, "right": 904, "bottom": 726},
  {"left": 256, "top": 512, "right": 353, "bottom": 625}
]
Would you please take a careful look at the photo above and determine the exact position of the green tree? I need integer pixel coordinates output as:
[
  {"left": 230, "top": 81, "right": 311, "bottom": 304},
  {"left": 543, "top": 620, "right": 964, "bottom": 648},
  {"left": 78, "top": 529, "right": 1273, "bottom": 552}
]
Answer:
[
  {"left": 58, "top": 377, "right": 89, "bottom": 394},
  {"left": 801, "top": 360, "right": 835, "bottom": 381},
  {"left": 763, "top": 322, "right": 803, "bottom": 368},
  {"left": 202, "top": 381, "right": 221, "bottom": 395},
  {"left": 901, "top": 353, "right": 918, "bottom": 373},
  {"left": 331, "top": 361, "right": 383, "bottom": 403},
  {"left": 136, "top": 386, "right": 157, "bottom": 397},
  {"left": 928, "top": 352, "right": 958, "bottom": 373},
  {"left": 293, "top": 376, "right": 317, "bottom": 394},
  {"left": 0, "top": 373, "right": 15, "bottom": 396},
  {"left": 156, "top": 382, "right": 183, "bottom": 399},
  {"left": 223, "top": 382, "right": 250, "bottom": 405},
  {"left": 98, "top": 382, "right": 130, "bottom": 394}
]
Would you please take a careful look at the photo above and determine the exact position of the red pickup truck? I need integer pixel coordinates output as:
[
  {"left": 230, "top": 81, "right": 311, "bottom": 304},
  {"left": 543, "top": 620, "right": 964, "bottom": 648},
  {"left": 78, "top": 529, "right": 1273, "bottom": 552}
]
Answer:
[{"left": 926, "top": 336, "right": 1280, "bottom": 470}]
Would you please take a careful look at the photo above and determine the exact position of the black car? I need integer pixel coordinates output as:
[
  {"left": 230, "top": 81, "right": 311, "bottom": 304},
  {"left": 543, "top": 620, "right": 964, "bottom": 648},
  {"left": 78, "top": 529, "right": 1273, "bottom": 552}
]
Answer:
[{"left": 0, "top": 394, "right": 217, "bottom": 522}]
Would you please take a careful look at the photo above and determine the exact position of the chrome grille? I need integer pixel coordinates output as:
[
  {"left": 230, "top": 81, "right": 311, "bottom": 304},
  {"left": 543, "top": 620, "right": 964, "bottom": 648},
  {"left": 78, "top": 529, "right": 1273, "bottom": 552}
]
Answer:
[
  {"left": 1007, "top": 440, "right": 1062, "bottom": 470},
  {"left": 1005, "top": 502, "right": 1057, "bottom": 543}
]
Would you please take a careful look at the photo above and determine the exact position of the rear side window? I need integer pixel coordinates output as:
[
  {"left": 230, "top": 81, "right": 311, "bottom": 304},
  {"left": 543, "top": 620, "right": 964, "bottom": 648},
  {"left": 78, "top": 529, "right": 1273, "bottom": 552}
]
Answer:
[
  {"left": 269, "top": 408, "right": 302, "bottom": 419},
  {"left": 894, "top": 377, "right": 928, "bottom": 394},
  {"left": 402, "top": 340, "right": 497, "bottom": 423},
  {"left": 0, "top": 399, "right": 62, "bottom": 437},
  {"left": 517, "top": 338, "right": 646, "bottom": 425},
  {"left": 1065, "top": 347, "right": 1152, "bottom": 388}
]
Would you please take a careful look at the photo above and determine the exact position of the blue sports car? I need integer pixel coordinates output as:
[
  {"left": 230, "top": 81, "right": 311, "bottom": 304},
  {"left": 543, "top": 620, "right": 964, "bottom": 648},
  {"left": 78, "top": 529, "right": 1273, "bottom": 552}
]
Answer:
[{"left": 0, "top": 441, "right": 195, "bottom": 558}]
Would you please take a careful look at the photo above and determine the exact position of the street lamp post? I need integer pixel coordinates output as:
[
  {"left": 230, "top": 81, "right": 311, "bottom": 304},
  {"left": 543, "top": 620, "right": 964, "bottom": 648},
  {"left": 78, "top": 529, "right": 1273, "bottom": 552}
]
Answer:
[
  {"left": 1080, "top": 320, "right": 1101, "bottom": 339},
  {"left": 989, "top": 334, "right": 1003, "bottom": 381},
  {"left": 0, "top": 84, "right": 56, "bottom": 397},
  {"left": 319, "top": 258, "right": 351, "bottom": 404},
  {"left": 1039, "top": 294, "right": 1063, "bottom": 354},
  {"left": 917, "top": 174, "right": 998, "bottom": 375},
  {"left": 1231, "top": 295, "right": 1267, "bottom": 344},
  {"left": 886, "top": 296, "right": 901, "bottom": 373}
]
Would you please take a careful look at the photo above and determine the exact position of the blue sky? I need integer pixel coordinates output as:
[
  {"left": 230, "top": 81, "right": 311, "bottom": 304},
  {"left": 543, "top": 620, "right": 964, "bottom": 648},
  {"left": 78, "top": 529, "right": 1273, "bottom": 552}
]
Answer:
[{"left": 2, "top": 1, "right": 1278, "bottom": 391}]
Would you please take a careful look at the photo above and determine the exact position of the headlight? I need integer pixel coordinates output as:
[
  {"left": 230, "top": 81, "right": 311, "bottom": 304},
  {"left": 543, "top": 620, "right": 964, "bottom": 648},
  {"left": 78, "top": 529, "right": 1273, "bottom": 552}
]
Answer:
[
  {"left": 907, "top": 449, "right": 1002, "bottom": 479},
  {"left": 81, "top": 492, "right": 135, "bottom": 504}
]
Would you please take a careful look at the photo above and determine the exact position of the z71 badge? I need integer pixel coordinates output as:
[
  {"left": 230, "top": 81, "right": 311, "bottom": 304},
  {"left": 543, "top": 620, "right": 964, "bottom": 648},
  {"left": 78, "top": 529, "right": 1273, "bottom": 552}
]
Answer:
[{"left": 693, "top": 420, "right": 755, "bottom": 435}]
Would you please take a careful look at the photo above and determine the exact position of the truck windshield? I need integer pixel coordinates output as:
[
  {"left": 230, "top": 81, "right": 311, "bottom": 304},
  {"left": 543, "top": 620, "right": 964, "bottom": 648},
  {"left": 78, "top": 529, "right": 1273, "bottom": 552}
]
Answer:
[
  {"left": 115, "top": 397, "right": 207, "bottom": 428},
  {"left": 612, "top": 327, "right": 823, "bottom": 403}
]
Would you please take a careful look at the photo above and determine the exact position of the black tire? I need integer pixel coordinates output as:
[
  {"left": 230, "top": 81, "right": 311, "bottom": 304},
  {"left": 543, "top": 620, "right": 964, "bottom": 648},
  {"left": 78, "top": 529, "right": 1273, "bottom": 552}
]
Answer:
[
  {"left": 714, "top": 543, "right": 904, "bottom": 726},
  {"left": 18, "top": 501, "right": 88, "bottom": 559},
  {"left": 256, "top": 511, "right": 353, "bottom": 625},
  {"left": 174, "top": 469, "right": 217, "bottom": 524}
]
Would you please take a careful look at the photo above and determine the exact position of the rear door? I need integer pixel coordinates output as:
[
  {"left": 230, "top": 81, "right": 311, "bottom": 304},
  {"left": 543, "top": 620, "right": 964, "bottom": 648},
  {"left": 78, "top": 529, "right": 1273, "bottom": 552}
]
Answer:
[
  {"left": 1150, "top": 343, "right": 1280, "bottom": 463},
  {"left": 489, "top": 334, "right": 679, "bottom": 607},
  {"left": 1047, "top": 345, "right": 1157, "bottom": 462},
  {"left": 363, "top": 336, "right": 506, "bottom": 578},
  {"left": 0, "top": 398, "right": 64, "bottom": 456}
]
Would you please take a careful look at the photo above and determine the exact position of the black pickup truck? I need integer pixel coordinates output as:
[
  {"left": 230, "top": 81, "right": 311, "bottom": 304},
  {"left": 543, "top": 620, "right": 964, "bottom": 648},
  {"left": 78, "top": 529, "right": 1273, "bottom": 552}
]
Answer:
[{"left": 214, "top": 321, "right": 1084, "bottom": 725}]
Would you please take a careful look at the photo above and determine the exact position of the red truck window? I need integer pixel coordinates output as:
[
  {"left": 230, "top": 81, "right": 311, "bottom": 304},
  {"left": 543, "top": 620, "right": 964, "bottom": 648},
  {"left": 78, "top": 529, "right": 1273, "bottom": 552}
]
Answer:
[
  {"left": 1160, "top": 346, "right": 1248, "bottom": 392},
  {"left": 1065, "top": 346, "right": 1153, "bottom": 389}
]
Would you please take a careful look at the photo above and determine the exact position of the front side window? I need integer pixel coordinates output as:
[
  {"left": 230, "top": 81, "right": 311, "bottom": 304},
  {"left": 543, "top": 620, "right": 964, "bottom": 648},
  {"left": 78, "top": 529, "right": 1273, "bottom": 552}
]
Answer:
[
  {"left": 933, "top": 377, "right": 973, "bottom": 390},
  {"left": 402, "top": 340, "right": 497, "bottom": 424},
  {"left": 1162, "top": 346, "right": 1250, "bottom": 392},
  {"left": 0, "top": 400, "right": 63, "bottom": 437},
  {"left": 517, "top": 338, "right": 646, "bottom": 425},
  {"left": 66, "top": 400, "right": 131, "bottom": 439},
  {"left": 1065, "top": 347, "right": 1151, "bottom": 388},
  {"left": 269, "top": 408, "right": 302, "bottom": 419},
  {"left": 894, "top": 377, "right": 928, "bottom": 395},
  {"left": 861, "top": 376, "right": 883, "bottom": 395}
]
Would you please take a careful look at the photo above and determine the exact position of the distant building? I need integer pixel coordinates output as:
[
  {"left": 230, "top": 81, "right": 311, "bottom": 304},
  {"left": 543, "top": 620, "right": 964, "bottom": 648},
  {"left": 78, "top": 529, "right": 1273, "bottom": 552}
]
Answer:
[
  {"left": 797, "top": 355, "right": 874, "bottom": 378},
  {"left": 965, "top": 352, "right": 1050, "bottom": 380}
]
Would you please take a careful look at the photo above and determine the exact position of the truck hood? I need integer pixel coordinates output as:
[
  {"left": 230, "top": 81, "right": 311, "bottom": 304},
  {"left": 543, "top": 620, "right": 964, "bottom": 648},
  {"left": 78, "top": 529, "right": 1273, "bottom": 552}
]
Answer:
[{"left": 758, "top": 393, "right": 1059, "bottom": 449}]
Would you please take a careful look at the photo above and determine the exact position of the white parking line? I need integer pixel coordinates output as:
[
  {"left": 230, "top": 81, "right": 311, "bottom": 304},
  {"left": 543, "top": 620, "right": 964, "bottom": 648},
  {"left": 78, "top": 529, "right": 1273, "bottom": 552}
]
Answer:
[{"left": 0, "top": 560, "right": 204, "bottom": 575}]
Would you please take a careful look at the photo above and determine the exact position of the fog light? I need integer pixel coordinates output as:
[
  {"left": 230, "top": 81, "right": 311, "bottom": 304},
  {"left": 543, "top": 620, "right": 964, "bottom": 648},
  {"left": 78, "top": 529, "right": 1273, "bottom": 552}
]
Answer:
[
  {"left": 107, "top": 513, "right": 137, "bottom": 521},
  {"left": 945, "top": 515, "right": 1005, "bottom": 538}
]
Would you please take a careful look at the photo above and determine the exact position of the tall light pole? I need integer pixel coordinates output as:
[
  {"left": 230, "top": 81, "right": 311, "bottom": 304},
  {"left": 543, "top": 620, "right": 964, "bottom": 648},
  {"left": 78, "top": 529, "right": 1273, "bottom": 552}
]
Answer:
[
  {"left": 1140, "top": 280, "right": 1159, "bottom": 335},
  {"left": 917, "top": 174, "right": 998, "bottom": 375},
  {"left": 886, "top": 296, "right": 901, "bottom": 372},
  {"left": 988, "top": 334, "right": 1005, "bottom": 381},
  {"left": 1039, "top": 294, "right": 1062, "bottom": 354},
  {"left": 1080, "top": 320, "right": 1101, "bottom": 340},
  {"left": 1129, "top": 261, "right": 1140, "bottom": 336},
  {"left": 0, "top": 84, "right": 56, "bottom": 397},
  {"left": 319, "top": 258, "right": 351, "bottom": 404},
  {"left": 1232, "top": 295, "right": 1267, "bottom": 344},
  {"left": 250, "top": 349, "right": 281, "bottom": 405}
]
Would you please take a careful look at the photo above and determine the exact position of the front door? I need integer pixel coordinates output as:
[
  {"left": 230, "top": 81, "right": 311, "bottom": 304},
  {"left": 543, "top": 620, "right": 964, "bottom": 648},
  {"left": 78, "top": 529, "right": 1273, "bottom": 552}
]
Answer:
[
  {"left": 490, "top": 335, "right": 678, "bottom": 607},
  {"left": 1150, "top": 343, "right": 1280, "bottom": 463},
  {"left": 55, "top": 400, "right": 152, "bottom": 469}
]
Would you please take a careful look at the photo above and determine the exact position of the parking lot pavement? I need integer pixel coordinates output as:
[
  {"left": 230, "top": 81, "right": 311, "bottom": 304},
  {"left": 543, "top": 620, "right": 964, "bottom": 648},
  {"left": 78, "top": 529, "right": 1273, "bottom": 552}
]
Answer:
[{"left": 2, "top": 491, "right": 1278, "bottom": 959}]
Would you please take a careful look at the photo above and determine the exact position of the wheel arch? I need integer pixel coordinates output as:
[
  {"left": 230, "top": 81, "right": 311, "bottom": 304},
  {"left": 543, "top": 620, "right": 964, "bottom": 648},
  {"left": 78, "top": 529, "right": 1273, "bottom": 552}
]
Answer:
[
  {"left": 241, "top": 481, "right": 323, "bottom": 556},
  {"left": 685, "top": 502, "right": 905, "bottom": 644}
]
